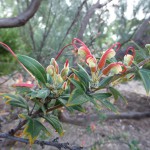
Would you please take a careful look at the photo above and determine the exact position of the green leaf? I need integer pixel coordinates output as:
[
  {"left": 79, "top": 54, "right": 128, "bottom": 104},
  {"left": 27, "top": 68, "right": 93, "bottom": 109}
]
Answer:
[
  {"left": 68, "top": 78, "right": 85, "bottom": 91},
  {"left": 109, "top": 87, "right": 127, "bottom": 103},
  {"left": 138, "top": 69, "right": 150, "bottom": 95},
  {"left": 98, "top": 76, "right": 113, "bottom": 88},
  {"left": 17, "top": 54, "right": 47, "bottom": 84},
  {"left": 67, "top": 89, "right": 89, "bottom": 106},
  {"left": 27, "top": 88, "right": 50, "bottom": 100},
  {"left": 100, "top": 99, "right": 118, "bottom": 113},
  {"left": 3, "top": 94, "right": 29, "bottom": 110},
  {"left": 72, "top": 64, "right": 91, "bottom": 89},
  {"left": 23, "top": 118, "right": 50, "bottom": 144},
  {"left": 36, "top": 89, "right": 50, "bottom": 100},
  {"left": 90, "top": 92, "right": 112, "bottom": 99},
  {"left": 44, "top": 115, "right": 63, "bottom": 135},
  {"left": 69, "top": 105, "right": 86, "bottom": 112}
]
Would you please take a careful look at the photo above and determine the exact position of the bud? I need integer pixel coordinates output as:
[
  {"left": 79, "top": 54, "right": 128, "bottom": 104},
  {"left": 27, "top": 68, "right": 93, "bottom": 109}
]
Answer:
[
  {"left": 62, "top": 81, "right": 68, "bottom": 90},
  {"left": 61, "top": 59, "right": 69, "bottom": 80},
  {"left": 102, "top": 62, "right": 126, "bottom": 75},
  {"left": 12, "top": 83, "right": 34, "bottom": 88},
  {"left": 50, "top": 58, "right": 59, "bottom": 74},
  {"left": 46, "top": 65, "right": 54, "bottom": 76},
  {"left": 78, "top": 46, "right": 91, "bottom": 58},
  {"left": 123, "top": 54, "right": 134, "bottom": 66},
  {"left": 98, "top": 49, "right": 116, "bottom": 69},
  {"left": 56, "top": 74, "right": 63, "bottom": 84},
  {"left": 86, "top": 55, "right": 97, "bottom": 72},
  {"left": 124, "top": 47, "right": 135, "bottom": 66},
  {"left": 145, "top": 44, "right": 150, "bottom": 55}
]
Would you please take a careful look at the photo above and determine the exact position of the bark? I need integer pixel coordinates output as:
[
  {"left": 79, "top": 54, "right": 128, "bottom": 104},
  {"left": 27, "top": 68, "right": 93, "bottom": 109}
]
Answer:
[
  {"left": 77, "top": 0, "right": 113, "bottom": 40},
  {"left": 0, "top": 0, "right": 42, "bottom": 28},
  {"left": 59, "top": 111, "right": 150, "bottom": 126}
]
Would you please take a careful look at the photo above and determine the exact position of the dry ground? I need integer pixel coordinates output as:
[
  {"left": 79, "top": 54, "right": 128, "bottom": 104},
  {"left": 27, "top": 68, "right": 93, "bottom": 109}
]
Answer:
[{"left": 0, "top": 78, "right": 150, "bottom": 150}]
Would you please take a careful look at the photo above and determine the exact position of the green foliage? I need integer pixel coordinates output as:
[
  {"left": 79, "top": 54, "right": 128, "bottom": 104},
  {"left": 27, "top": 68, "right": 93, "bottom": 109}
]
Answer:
[
  {"left": 17, "top": 55, "right": 47, "bottom": 84},
  {"left": 44, "top": 115, "right": 63, "bottom": 135},
  {"left": 0, "top": 29, "right": 28, "bottom": 75},
  {"left": 3, "top": 94, "right": 29, "bottom": 111},
  {"left": 98, "top": 76, "right": 113, "bottom": 88},
  {"left": 1, "top": 36, "right": 150, "bottom": 146},
  {"left": 21, "top": 115, "right": 50, "bottom": 145},
  {"left": 138, "top": 68, "right": 150, "bottom": 95},
  {"left": 67, "top": 89, "right": 89, "bottom": 106},
  {"left": 109, "top": 87, "right": 127, "bottom": 103}
]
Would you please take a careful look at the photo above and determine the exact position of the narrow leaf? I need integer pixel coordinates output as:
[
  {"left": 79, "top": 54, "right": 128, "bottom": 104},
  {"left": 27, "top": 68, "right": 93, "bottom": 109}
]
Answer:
[
  {"left": 90, "top": 92, "right": 112, "bottom": 99},
  {"left": 100, "top": 99, "right": 118, "bottom": 113},
  {"left": 68, "top": 78, "right": 85, "bottom": 91},
  {"left": 98, "top": 76, "right": 113, "bottom": 88},
  {"left": 109, "top": 87, "right": 127, "bottom": 103}
]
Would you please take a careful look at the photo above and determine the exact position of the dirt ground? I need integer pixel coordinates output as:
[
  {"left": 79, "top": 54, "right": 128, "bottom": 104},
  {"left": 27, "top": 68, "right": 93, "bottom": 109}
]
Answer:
[{"left": 0, "top": 78, "right": 150, "bottom": 150}]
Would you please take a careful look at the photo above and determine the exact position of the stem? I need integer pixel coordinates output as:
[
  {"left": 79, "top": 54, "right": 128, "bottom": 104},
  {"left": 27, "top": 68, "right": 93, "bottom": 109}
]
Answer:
[
  {"left": 0, "top": 133, "right": 77, "bottom": 150},
  {"left": 46, "top": 104, "right": 63, "bottom": 113},
  {"left": 55, "top": 44, "right": 73, "bottom": 60},
  {"left": 0, "top": 42, "right": 35, "bottom": 80}
]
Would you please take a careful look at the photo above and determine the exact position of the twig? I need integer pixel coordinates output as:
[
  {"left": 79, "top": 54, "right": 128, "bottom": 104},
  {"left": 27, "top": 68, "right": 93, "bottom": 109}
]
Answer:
[{"left": 0, "top": 133, "right": 83, "bottom": 150}]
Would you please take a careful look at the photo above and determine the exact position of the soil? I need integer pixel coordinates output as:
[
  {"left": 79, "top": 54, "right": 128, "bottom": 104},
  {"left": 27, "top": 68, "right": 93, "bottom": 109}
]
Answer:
[{"left": 0, "top": 78, "right": 150, "bottom": 150}]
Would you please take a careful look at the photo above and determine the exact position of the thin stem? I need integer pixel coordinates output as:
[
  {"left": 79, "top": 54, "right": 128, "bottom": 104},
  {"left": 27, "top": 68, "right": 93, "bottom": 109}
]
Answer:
[
  {"left": 0, "top": 42, "right": 35, "bottom": 80},
  {"left": 55, "top": 44, "right": 73, "bottom": 60},
  {"left": 46, "top": 104, "right": 63, "bottom": 113},
  {"left": 29, "top": 103, "right": 36, "bottom": 115}
]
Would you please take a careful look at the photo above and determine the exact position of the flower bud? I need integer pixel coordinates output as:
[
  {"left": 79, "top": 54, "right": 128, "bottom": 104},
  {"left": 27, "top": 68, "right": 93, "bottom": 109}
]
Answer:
[
  {"left": 50, "top": 58, "right": 59, "bottom": 74},
  {"left": 78, "top": 46, "right": 91, "bottom": 58},
  {"left": 123, "top": 54, "right": 134, "bottom": 66},
  {"left": 98, "top": 49, "right": 116, "bottom": 69},
  {"left": 61, "top": 59, "right": 69, "bottom": 80},
  {"left": 46, "top": 65, "right": 54, "bottom": 76},
  {"left": 56, "top": 74, "right": 63, "bottom": 84},
  {"left": 102, "top": 62, "right": 126, "bottom": 75},
  {"left": 124, "top": 47, "right": 135, "bottom": 66},
  {"left": 86, "top": 55, "right": 97, "bottom": 72},
  {"left": 62, "top": 81, "right": 68, "bottom": 90},
  {"left": 12, "top": 83, "right": 34, "bottom": 88}
]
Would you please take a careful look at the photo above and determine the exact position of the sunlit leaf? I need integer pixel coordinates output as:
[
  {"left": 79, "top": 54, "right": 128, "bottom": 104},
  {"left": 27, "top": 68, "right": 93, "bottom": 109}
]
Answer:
[{"left": 17, "top": 55, "right": 47, "bottom": 84}]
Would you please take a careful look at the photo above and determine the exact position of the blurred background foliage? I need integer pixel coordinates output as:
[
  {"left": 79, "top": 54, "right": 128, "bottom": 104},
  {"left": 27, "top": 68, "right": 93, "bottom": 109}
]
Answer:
[{"left": 0, "top": 0, "right": 149, "bottom": 75}]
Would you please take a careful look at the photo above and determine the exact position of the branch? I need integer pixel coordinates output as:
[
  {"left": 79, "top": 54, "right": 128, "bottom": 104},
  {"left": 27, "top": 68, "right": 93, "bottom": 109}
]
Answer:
[
  {"left": 0, "top": 133, "right": 82, "bottom": 150},
  {"left": 58, "top": 0, "right": 87, "bottom": 49},
  {"left": 77, "top": 0, "right": 113, "bottom": 40},
  {"left": 59, "top": 111, "right": 150, "bottom": 126},
  {"left": 0, "top": 0, "right": 42, "bottom": 28}
]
